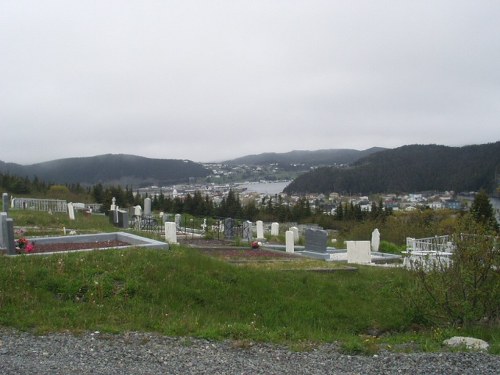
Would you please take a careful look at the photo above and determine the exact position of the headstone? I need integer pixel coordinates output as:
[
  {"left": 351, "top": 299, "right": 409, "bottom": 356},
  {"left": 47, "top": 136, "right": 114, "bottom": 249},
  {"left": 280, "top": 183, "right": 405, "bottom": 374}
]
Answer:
[
  {"left": 175, "top": 214, "right": 181, "bottom": 228},
  {"left": 290, "top": 226, "right": 299, "bottom": 243},
  {"left": 271, "top": 222, "right": 279, "bottom": 236},
  {"left": 347, "top": 241, "right": 371, "bottom": 264},
  {"left": 305, "top": 228, "right": 328, "bottom": 253},
  {"left": 224, "top": 218, "right": 235, "bottom": 239},
  {"left": 201, "top": 218, "right": 207, "bottom": 232},
  {"left": 110, "top": 197, "right": 116, "bottom": 211},
  {"left": 144, "top": 198, "right": 152, "bottom": 217},
  {"left": 67, "top": 202, "right": 75, "bottom": 220},
  {"left": 117, "top": 209, "right": 129, "bottom": 229},
  {"left": 133, "top": 205, "right": 142, "bottom": 217},
  {"left": 0, "top": 212, "right": 7, "bottom": 248},
  {"left": 165, "top": 222, "right": 177, "bottom": 244},
  {"left": 6, "top": 218, "right": 16, "bottom": 255},
  {"left": 2, "top": 193, "right": 9, "bottom": 213},
  {"left": 371, "top": 228, "right": 380, "bottom": 252},
  {"left": 256, "top": 220, "right": 264, "bottom": 239},
  {"left": 242, "top": 221, "right": 253, "bottom": 241},
  {"left": 286, "top": 230, "right": 294, "bottom": 253}
]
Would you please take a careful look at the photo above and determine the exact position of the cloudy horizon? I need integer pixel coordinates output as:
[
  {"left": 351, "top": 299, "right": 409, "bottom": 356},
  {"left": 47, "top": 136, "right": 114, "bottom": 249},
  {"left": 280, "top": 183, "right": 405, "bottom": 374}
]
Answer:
[{"left": 1, "top": 1, "right": 499, "bottom": 165}]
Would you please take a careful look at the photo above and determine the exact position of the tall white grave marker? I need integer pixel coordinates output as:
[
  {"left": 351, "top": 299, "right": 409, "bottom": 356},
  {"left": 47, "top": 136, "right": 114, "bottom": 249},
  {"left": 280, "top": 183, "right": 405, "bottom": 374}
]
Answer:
[
  {"left": 271, "top": 222, "right": 279, "bottom": 236},
  {"left": 371, "top": 228, "right": 380, "bottom": 252},
  {"left": 285, "top": 230, "right": 295, "bottom": 253},
  {"left": 165, "top": 222, "right": 177, "bottom": 244},
  {"left": 256, "top": 220, "right": 264, "bottom": 239},
  {"left": 67, "top": 202, "right": 75, "bottom": 220},
  {"left": 144, "top": 198, "right": 152, "bottom": 217},
  {"left": 290, "top": 226, "right": 299, "bottom": 243}
]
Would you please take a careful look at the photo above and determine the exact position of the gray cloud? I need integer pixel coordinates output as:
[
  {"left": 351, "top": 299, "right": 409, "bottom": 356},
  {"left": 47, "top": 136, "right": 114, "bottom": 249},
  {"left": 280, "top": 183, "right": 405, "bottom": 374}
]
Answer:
[{"left": 1, "top": 1, "right": 499, "bottom": 165}]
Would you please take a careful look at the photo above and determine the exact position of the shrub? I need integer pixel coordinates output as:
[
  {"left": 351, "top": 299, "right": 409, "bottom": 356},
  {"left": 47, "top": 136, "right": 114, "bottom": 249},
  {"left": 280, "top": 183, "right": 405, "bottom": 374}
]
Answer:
[{"left": 405, "top": 214, "right": 499, "bottom": 327}]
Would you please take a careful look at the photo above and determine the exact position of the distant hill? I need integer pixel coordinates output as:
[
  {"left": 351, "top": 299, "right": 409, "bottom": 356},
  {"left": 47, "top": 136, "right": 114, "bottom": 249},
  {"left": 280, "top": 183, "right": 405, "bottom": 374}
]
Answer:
[
  {"left": 0, "top": 154, "right": 211, "bottom": 186},
  {"left": 224, "top": 148, "right": 386, "bottom": 166},
  {"left": 284, "top": 142, "right": 500, "bottom": 195}
]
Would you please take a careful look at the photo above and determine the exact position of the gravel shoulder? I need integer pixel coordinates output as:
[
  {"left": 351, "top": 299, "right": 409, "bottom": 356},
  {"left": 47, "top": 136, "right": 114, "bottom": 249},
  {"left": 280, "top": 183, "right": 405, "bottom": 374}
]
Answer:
[{"left": 1, "top": 329, "right": 498, "bottom": 375}]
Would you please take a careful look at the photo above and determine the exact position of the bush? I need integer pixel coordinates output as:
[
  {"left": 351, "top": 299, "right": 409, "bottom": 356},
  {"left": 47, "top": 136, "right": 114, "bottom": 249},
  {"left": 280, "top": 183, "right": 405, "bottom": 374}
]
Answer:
[{"left": 405, "top": 214, "right": 499, "bottom": 327}]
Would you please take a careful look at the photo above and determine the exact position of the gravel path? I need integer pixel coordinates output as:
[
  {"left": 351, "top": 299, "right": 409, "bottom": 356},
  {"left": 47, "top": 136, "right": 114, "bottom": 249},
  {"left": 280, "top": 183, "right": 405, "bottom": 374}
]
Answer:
[{"left": 0, "top": 329, "right": 498, "bottom": 374}]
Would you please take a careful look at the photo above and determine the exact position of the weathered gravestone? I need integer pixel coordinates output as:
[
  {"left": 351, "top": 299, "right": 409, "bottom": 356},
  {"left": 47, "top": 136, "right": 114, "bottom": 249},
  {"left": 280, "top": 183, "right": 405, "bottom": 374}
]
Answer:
[
  {"left": 0, "top": 212, "right": 8, "bottom": 249},
  {"left": 2, "top": 193, "right": 9, "bottom": 213},
  {"left": 5, "top": 218, "right": 16, "bottom": 255},
  {"left": 67, "top": 202, "right": 75, "bottom": 220},
  {"left": 371, "top": 228, "right": 380, "bottom": 252},
  {"left": 290, "top": 226, "right": 299, "bottom": 243},
  {"left": 164, "top": 222, "right": 177, "bottom": 244},
  {"left": 175, "top": 214, "right": 181, "bottom": 228},
  {"left": 144, "top": 198, "right": 152, "bottom": 217},
  {"left": 305, "top": 228, "right": 328, "bottom": 253},
  {"left": 242, "top": 220, "right": 253, "bottom": 241},
  {"left": 347, "top": 241, "right": 371, "bottom": 264},
  {"left": 224, "top": 218, "right": 235, "bottom": 239}
]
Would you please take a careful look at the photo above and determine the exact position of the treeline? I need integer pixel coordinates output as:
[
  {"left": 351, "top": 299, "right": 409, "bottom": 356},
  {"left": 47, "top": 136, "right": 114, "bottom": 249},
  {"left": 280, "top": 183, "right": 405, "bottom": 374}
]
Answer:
[
  {"left": 285, "top": 142, "right": 500, "bottom": 195},
  {"left": 90, "top": 183, "right": 392, "bottom": 226},
  {"left": 91, "top": 185, "right": 315, "bottom": 223},
  {"left": 0, "top": 173, "right": 86, "bottom": 196}
]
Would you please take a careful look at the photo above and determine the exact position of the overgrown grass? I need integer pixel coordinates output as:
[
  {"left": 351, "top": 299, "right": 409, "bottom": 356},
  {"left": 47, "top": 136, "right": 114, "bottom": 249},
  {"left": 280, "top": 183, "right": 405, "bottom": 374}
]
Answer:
[
  {"left": 1, "top": 246, "right": 498, "bottom": 353},
  {"left": 9, "top": 210, "right": 118, "bottom": 236}
]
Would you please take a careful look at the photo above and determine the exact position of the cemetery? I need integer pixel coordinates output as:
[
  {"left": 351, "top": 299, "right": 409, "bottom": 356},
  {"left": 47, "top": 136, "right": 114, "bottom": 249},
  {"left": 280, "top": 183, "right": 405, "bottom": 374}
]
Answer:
[
  {"left": 0, "top": 192, "right": 440, "bottom": 268},
  {"left": 0, "top": 191, "right": 498, "bottom": 357}
]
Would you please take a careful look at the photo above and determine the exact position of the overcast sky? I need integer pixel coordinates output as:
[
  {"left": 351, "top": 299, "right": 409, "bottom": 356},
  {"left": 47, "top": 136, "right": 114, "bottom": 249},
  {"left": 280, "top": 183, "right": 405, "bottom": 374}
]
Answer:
[{"left": 1, "top": 1, "right": 499, "bottom": 165}]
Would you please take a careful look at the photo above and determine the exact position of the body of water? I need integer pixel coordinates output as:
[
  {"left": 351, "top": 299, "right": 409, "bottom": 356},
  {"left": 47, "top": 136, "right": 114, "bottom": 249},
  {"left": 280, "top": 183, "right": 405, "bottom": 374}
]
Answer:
[{"left": 238, "top": 181, "right": 291, "bottom": 195}]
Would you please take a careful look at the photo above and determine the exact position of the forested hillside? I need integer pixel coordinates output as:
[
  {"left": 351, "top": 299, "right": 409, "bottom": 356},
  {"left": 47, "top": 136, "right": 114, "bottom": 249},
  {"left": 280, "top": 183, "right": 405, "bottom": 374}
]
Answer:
[
  {"left": 0, "top": 154, "right": 210, "bottom": 186},
  {"left": 284, "top": 142, "right": 500, "bottom": 195},
  {"left": 224, "top": 148, "right": 385, "bottom": 166}
]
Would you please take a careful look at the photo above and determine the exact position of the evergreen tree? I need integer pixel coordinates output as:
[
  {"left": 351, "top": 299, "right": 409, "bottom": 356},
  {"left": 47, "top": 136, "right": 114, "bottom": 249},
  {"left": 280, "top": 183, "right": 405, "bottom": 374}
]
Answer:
[{"left": 470, "top": 190, "right": 499, "bottom": 231}]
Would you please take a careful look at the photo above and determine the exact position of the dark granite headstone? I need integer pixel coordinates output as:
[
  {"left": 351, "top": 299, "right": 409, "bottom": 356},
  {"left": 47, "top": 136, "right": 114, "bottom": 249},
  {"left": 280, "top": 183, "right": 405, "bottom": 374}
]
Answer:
[
  {"left": 305, "top": 228, "right": 328, "bottom": 253},
  {"left": 6, "top": 218, "right": 16, "bottom": 255},
  {"left": 224, "top": 218, "right": 235, "bottom": 239},
  {"left": 242, "top": 221, "right": 253, "bottom": 241}
]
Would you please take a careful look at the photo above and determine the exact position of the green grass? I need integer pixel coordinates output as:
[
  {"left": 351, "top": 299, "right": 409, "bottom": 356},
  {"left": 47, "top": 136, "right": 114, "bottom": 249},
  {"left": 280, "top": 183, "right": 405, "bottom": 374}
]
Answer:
[
  {"left": 1, "top": 246, "right": 498, "bottom": 353},
  {"left": 9, "top": 209, "right": 119, "bottom": 236},
  {"left": 1, "top": 208, "right": 498, "bottom": 354}
]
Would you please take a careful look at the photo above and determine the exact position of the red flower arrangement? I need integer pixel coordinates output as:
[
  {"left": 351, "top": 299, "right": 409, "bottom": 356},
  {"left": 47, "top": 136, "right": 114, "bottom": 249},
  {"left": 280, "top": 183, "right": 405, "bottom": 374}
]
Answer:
[{"left": 16, "top": 238, "right": 35, "bottom": 254}]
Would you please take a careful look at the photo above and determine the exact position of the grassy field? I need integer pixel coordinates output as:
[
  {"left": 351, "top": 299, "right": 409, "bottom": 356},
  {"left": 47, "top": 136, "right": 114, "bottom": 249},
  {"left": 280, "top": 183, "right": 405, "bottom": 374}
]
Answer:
[{"left": 1, "top": 210, "right": 499, "bottom": 354}]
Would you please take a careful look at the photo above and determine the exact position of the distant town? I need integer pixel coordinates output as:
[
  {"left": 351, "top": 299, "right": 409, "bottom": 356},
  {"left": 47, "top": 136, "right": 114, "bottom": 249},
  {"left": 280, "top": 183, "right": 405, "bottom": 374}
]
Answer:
[{"left": 134, "top": 162, "right": 499, "bottom": 221}]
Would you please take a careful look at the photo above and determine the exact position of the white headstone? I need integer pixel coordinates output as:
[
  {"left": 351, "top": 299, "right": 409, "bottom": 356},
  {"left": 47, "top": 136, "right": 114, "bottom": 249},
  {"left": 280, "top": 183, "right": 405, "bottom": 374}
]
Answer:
[
  {"left": 165, "top": 222, "right": 177, "bottom": 244},
  {"left": 144, "top": 198, "right": 152, "bottom": 216},
  {"left": 134, "top": 205, "right": 142, "bottom": 217},
  {"left": 256, "top": 220, "right": 264, "bottom": 239},
  {"left": 347, "top": 241, "right": 372, "bottom": 264},
  {"left": 271, "top": 222, "right": 279, "bottom": 236},
  {"left": 371, "top": 228, "right": 380, "bottom": 252},
  {"left": 67, "top": 202, "right": 75, "bottom": 220},
  {"left": 110, "top": 197, "right": 116, "bottom": 211},
  {"left": 290, "top": 226, "right": 299, "bottom": 243},
  {"left": 285, "top": 230, "right": 294, "bottom": 253}
]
